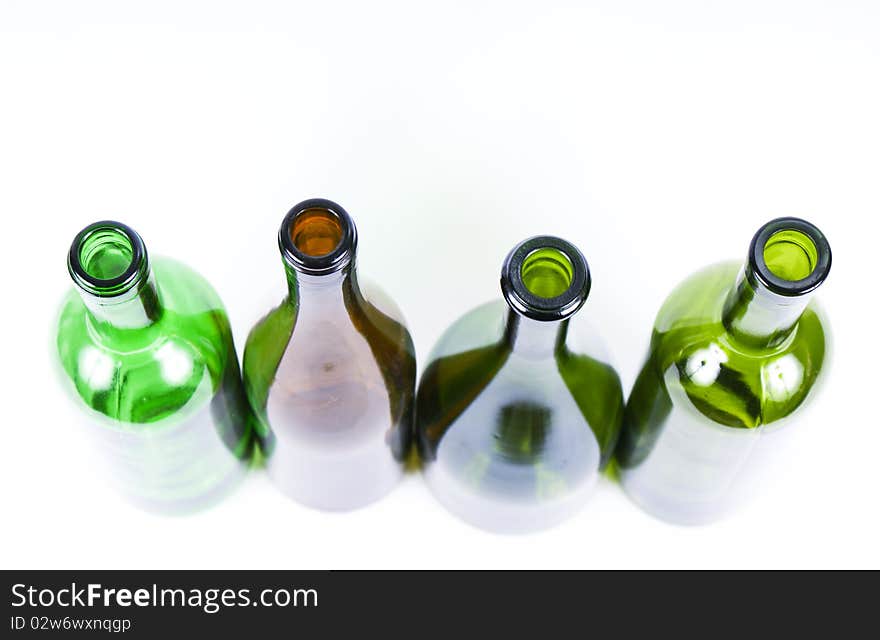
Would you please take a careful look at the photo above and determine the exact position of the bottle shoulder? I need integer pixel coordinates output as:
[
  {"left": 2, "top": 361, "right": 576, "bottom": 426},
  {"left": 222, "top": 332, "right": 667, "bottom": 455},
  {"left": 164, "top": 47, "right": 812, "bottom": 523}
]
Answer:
[
  {"left": 425, "top": 299, "right": 509, "bottom": 365},
  {"left": 356, "top": 281, "right": 416, "bottom": 362},
  {"left": 417, "top": 299, "right": 623, "bottom": 462},
  {"left": 359, "top": 278, "right": 409, "bottom": 328},
  {"left": 57, "top": 257, "right": 232, "bottom": 355},
  {"left": 55, "top": 316, "right": 219, "bottom": 424},
  {"left": 425, "top": 298, "right": 618, "bottom": 370},
  {"left": 150, "top": 256, "right": 226, "bottom": 316},
  {"left": 244, "top": 282, "right": 413, "bottom": 364},
  {"left": 242, "top": 281, "right": 415, "bottom": 418},
  {"left": 647, "top": 265, "right": 828, "bottom": 427},
  {"left": 55, "top": 259, "right": 234, "bottom": 424},
  {"left": 653, "top": 261, "right": 741, "bottom": 333}
]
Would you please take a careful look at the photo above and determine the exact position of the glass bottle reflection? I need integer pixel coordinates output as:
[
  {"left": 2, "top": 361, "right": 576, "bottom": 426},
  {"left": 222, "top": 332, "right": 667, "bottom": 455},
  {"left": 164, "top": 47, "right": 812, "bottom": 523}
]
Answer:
[
  {"left": 55, "top": 221, "right": 256, "bottom": 514},
  {"left": 416, "top": 236, "right": 624, "bottom": 533},
  {"left": 243, "top": 198, "right": 415, "bottom": 511},
  {"left": 615, "top": 217, "right": 831, "bottom": 524}
]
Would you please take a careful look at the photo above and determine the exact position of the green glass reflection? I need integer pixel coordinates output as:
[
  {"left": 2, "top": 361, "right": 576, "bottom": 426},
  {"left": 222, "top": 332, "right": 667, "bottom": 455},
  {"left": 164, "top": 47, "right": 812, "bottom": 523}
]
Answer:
[
  {"left": 521, "top": 248, "right": 573, "bottom": 298},
  {"left": 56, "top": 222, "right": 256, "bottom": 513},
  {"left": 615, "top": 221, "right": 830, "bottom": 524},
  {"left": 763, "top": 229, "right": 817, "bottom": 281},
  {"left": 79, "top": 227, "right": 134, "bottom": 280},
  {"left": 416, "top": 237, "right": 623, "bottom": 533}
]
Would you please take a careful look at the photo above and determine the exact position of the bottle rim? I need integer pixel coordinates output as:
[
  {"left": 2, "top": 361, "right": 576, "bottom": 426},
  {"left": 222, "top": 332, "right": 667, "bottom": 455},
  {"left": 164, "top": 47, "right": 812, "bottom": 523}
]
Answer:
[
  {"left": 278, "top": 198, "right": 358, "bottom": 276},
  {"left": 501, "top": 235, "right": 591, "bottom": 322},
  {"left": 67, "top": 220, "right": 149, "bottom": 298},
  {"left": 749, "top": 217, "right": 831, "bottom": 297}
]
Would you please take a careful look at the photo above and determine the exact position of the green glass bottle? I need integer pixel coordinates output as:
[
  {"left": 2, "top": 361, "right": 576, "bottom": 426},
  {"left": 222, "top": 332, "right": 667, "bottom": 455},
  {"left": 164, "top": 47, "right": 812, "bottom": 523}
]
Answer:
[
  {"left": 416, "top": 236, "right": 624, "bottom": 533},
  {"left": 56, "top": 221, "right": 256, "bottom": 514},
  {"left": 615, "top": 217, "right": 831, "bottom": 524},
  {"left": 243, "top": 198, "right": 416, "bottom": 511}
]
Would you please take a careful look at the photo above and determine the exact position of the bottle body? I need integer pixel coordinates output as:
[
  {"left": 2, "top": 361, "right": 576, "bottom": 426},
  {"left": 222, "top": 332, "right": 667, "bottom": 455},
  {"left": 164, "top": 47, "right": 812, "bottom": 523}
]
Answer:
[
  {"left": 616, "top": 236, "right": 829, "bottom": 524},
  {"left": 56, "top": 245, "right": 256, "bottom": 514},
  {"left": 416, "top": 237, "right": 623, "bottom": 533},
  {"left": 243, "top": 199, "right": 416, "bottom": 511}
]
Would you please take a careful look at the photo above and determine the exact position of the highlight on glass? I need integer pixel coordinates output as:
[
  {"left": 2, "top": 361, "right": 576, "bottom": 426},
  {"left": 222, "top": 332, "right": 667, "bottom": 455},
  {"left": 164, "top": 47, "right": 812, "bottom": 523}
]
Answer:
[
  {"left": 614, "top": 217, "right": 832, "bottom": 524},
  {"left": 243, "top": 198, "right": 416, "bottom": 511},
  {"left": 55, "top": 220, "right": 257, "bottom": 514},
  {"left": 416, "top": 235, "right": 624, "bottom": 533}
]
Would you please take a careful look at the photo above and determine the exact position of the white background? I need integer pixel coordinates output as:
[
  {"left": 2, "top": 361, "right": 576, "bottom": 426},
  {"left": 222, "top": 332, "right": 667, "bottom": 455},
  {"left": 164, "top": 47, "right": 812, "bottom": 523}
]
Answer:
[{"left": 1, "top": 1, "right": 878, "bottom": 569}]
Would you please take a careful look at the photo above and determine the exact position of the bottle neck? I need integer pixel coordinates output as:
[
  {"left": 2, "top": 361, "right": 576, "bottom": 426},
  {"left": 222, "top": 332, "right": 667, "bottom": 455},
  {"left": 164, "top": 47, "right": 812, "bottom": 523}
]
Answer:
[
  {"left": 497, "top": 235, "right": 590, "bottom": 359},
  {"left": 722, "top": 216, "right": 832, "bottom": 349},
  {"left": 68, "top": 221, "right": 162, "bottom": 333},
  {"left": 80, "top": 270, "right": 162, "bottom": 331},
  {"left": 277, "top": 198, "right": 362, "bottom": 315},
  {"left": 283, "top": 260, "right": 362, "bottom": 314},
  {"left": 503, "top": 309, "right": 568, "bottom": 359},
  {"left": 722, "top": 266, "right": 812, "bottom": 349}
]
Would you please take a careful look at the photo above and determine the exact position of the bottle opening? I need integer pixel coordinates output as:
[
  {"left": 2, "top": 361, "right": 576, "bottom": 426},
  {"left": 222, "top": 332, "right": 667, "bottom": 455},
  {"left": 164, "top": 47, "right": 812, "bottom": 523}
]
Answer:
[
  {"left": 68, "top": 221, "right": 148, "bottom": 297},
  {"left": 749, "top": 217, "right": 831, "bottom": 296},
  {"left": 290, "top": 208, "right": 344, "bottom": 257},
  {"left": 278, "top": 198, "right": 358, "bottom": 276},
  {"left": 520, "top": 248, "right": 574, "bottom": 298},
  {"left": 79, "top": 227, "right": 135, "bottom": 280},
  {"left": 763, "top": 229, "right": 817, "bottom": 281},
  {"left": 501, "top": 236, "right": 591, "bottom": 322}
]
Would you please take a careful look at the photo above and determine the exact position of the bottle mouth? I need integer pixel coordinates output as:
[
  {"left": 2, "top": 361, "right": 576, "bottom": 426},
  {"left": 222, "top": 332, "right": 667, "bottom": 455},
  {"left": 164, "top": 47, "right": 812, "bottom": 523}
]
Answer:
[
  {"left": 749, "top": 217, "right": 831, "bottom": 296},
  {"left": 501, "top": 236, "right": 591, "bottom": 321},
  {"left": 278, "top": 198, "right": 357, "bottom": 275},
  {"left": 68, "top": 220, "right": 148, "bottom": 297}
]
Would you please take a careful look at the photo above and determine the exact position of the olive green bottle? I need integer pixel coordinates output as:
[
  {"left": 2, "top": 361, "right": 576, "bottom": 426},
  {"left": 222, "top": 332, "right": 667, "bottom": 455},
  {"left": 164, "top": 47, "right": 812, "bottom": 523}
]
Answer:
[
  {"left": 615, "top": 217, "right": 831, "bottom": 524},
  {"left": 416, "top": 236, "right": 624, "bottom": 533},
  {"left": 243, "top": 199, "right": 416, "bottom": 511},
  {"left": 55, "top": 221, "right": 256, "bottom": 513}
]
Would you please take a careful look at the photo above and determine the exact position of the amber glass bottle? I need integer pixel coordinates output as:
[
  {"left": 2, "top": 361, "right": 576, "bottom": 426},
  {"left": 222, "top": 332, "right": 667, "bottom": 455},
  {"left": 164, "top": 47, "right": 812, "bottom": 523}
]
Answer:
[{"left": 243, "top": 199, "right": 416, "bottom": 511}]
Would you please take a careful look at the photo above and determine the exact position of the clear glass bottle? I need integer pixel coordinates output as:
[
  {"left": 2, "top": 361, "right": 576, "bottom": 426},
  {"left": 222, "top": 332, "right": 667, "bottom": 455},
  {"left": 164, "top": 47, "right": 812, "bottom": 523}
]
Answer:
[
  {"left": 416, "top": 236, "right": 624, "bottom": 533},
  {"left": 55, "top": 221, "right": 256, "bottom": 513},
  {"left": 614, "top": 217, "right": 832, "bottom": 524},
  {"left": 243, "top": 198, "right": 416, "bottom": 511}
]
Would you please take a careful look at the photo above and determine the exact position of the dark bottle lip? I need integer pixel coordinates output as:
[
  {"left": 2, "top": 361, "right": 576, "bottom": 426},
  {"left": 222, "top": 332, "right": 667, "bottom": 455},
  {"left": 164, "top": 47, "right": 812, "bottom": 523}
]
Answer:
[
  {"left": 748, "top": 216, "right": 831, "bottom": 297},
  {"left": 68, "top": 220, "right": 149, "bottom": 298},
  {"left": 501, "top": 235, "right": 591, "bottom": 322},
  {"left": 278, "top": 198, "right": 358, "bottom": 276}
]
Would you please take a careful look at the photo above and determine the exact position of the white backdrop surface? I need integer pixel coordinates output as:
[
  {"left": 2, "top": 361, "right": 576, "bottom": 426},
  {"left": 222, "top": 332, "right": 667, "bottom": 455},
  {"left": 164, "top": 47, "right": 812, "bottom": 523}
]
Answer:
[{"left": 1, "top": 0, "right": 877, "bottom": 569}]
